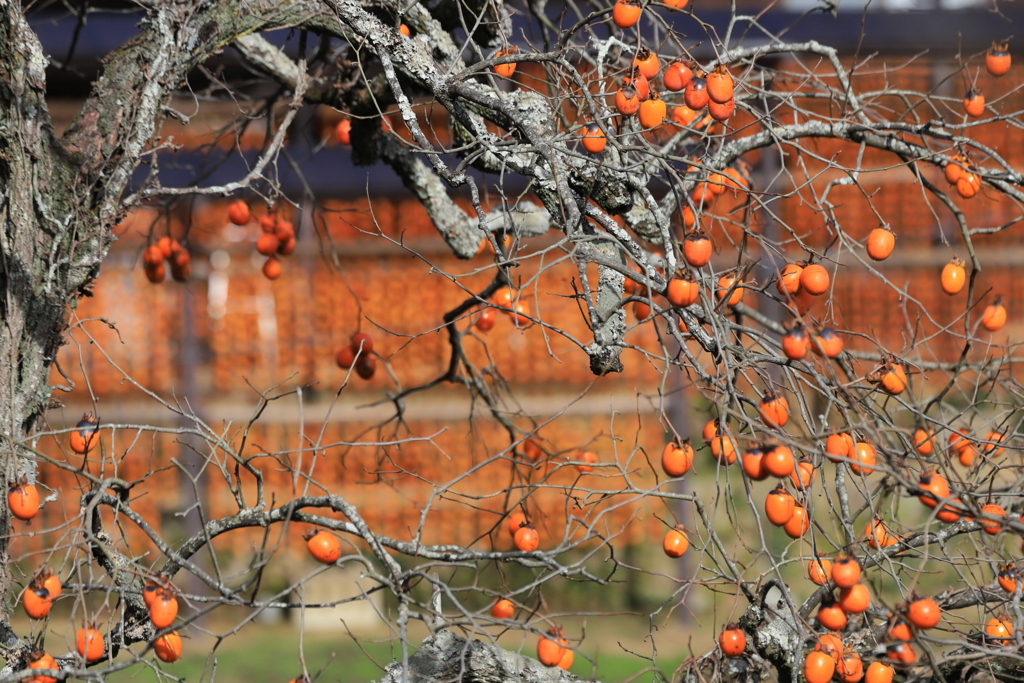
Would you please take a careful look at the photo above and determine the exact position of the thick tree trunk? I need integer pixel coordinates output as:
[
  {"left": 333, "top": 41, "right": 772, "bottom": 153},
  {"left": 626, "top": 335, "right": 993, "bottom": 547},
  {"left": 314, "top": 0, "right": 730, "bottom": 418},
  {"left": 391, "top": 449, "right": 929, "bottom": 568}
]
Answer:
[
  {"left": 0, "top": 0, "right": 99, "bottom": 439},
  {"left": 0, "top": 0, "right": 332, "bottom": 666},
  {"left": 0, "top": 0, "right": 110, "bottom": 645},
  {"left": 0, "top": 0, "right": 340, "bottom": 453}
]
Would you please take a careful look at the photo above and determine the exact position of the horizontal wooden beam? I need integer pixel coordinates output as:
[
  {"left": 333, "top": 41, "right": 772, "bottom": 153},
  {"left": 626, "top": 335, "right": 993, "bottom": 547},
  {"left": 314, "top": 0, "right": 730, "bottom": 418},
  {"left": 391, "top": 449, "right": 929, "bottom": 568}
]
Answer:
[{"left": 59, "top": 390, "right": 662, "bottom": 427}]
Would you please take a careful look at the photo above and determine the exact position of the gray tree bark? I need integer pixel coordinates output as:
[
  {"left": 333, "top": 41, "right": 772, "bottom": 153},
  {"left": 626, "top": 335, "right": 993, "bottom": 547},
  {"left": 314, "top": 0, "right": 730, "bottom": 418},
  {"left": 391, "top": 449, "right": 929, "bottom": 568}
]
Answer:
[
  {"left": 379, "top": 631, "right": 588, "bottom": 683},
  {"left": 0, "top": 0, "right": 338, "bottom": 668}
]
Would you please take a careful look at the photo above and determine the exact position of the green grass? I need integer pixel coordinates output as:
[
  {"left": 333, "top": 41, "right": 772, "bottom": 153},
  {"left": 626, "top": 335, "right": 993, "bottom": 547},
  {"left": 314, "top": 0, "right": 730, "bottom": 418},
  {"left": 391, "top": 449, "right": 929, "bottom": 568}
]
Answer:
[
  {"left": 106, "top": 624, "right": 685, "bottom": 683},
  {"left": 107, "top": 627, "right": 393, "bottom": 683}
]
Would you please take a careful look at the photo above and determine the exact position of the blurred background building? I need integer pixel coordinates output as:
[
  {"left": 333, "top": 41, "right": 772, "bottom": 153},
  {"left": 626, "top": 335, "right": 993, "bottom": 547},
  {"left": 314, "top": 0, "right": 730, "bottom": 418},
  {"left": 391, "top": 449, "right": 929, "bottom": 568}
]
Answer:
[
  {"left": 34, "top": 0, "right": 1024, "bottom": 541},
  {"left": 21, "top": 1, "right": 1024, "bottom": 666}
]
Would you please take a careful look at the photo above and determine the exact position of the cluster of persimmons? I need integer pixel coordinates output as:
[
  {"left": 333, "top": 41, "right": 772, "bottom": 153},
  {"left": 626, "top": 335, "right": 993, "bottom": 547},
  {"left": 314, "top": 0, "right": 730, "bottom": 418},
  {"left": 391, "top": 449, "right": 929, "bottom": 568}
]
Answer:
[
  {"left": 10, "top": 414, "right": 183, "bottom": 681},
  {"left": 141, "top": 236, "right": 193, "bottom": 283},
  {"left": 659, "top": 417, "right": 1020, "bottom": 683},
  {"left": 335, "top": 331, "right": 379, "bottom": 380},
  {"left": 226, "top": 200, "right": 298, "bottom": 279},
  {"left": 425, "top": 22, "right": 1015, "bottom": 677}
]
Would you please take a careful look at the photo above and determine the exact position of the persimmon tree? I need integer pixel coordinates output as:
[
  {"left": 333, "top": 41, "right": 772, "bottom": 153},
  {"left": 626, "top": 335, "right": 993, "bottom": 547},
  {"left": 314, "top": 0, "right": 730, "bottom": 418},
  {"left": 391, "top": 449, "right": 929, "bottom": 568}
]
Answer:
[{"left": 2, "top": 0, "right": 1024, "bottom": 681}]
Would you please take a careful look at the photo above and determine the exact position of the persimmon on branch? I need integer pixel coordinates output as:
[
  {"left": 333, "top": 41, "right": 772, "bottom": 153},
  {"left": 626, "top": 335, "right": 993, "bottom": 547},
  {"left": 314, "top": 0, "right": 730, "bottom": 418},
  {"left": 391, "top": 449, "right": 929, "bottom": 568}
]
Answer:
[
  {"left": 224, "top": 0, "right": 1019, "bottom": 376},
  {"left": 6, "top": 0, "right": 1024, "bottom": 681}
]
